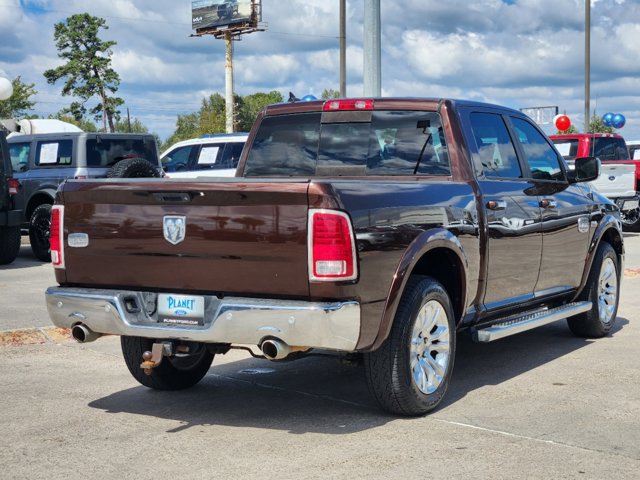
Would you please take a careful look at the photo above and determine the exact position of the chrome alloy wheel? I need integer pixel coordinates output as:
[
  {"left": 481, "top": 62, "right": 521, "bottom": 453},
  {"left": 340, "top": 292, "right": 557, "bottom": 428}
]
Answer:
[
  {"left": 410, "top": 300, "right": 451, "bottom": 395},
  {"left": 598, "top": 257, "right": 618, "bottom": 324}
]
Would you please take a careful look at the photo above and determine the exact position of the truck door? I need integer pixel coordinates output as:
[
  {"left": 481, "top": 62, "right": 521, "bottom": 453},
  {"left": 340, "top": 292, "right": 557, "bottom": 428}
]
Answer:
[
  {"left": 466, "top": 111, "right": 543, "bottom": 310},
  {"left": 507, "top": 116, "right": 592, "bottom": 294}
]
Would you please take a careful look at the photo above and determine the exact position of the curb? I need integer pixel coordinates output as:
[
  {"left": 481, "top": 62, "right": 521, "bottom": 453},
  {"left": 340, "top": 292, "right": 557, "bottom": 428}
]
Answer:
[{"left": 0, "top": 327, "right": 71, "bottom": 346}]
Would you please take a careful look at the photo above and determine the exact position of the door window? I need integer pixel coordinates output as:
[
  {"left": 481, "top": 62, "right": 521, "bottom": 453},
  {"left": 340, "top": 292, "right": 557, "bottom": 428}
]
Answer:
[
  {"left": 195, "top": 145, "right": 222, "bottom": 170},
  {"left": 510, "top": 117, "right": 563, "bottom": 181},
  {"left": 470, "top": 113, "right": 522, "bottom": 178}
]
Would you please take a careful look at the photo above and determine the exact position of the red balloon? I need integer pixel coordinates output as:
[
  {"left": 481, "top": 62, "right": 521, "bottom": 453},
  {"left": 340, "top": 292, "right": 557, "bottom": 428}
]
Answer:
[{"left": 555, "top": 115, "right": 571, "bottom": 131}]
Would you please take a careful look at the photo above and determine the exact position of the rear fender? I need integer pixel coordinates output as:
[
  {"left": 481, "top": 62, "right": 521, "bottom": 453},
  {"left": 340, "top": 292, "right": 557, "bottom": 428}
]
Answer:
[{"left": 368, "top": 227, "right": 469, "bottom": 351}]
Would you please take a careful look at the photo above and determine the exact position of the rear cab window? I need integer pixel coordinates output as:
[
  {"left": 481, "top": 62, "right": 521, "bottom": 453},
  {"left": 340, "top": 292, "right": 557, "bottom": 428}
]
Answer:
[{"left": 244, "top": 110, "right": 451, "bottom": 177}]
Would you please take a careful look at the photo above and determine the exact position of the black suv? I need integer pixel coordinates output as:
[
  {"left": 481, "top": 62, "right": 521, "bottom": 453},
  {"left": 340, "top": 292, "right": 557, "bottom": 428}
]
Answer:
[
  {"left": 7, "top": 132, "right": 162, "bottom": 261},
  {"left": 0, "top": 129, "right": 22, "bottom": 264}
]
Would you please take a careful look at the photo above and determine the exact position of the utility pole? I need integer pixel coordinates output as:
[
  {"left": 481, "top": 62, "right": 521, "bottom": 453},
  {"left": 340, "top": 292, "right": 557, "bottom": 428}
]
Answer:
[
  {"left": 339, "top": 0, "right": 346, "bottom": 97},
  {"left": 224, "top": 31, "right": 234, "bottom": 133},
  {"left": 584, "top": 0, "right": 591, "bottom": 133},
  {"left": 363, "top": 0, "right": 381, "bottom": 97}
]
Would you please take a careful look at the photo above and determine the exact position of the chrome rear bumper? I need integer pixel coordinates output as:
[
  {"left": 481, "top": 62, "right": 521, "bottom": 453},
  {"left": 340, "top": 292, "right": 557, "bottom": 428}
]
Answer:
[{"left": 45, "top": 287, "right": 361, "bottom": 352}]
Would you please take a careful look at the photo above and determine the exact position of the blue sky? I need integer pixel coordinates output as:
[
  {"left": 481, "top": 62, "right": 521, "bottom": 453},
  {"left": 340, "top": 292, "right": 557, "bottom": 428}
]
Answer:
[{"left": 1, "top": 0, "right": 639, "bottom": 143}]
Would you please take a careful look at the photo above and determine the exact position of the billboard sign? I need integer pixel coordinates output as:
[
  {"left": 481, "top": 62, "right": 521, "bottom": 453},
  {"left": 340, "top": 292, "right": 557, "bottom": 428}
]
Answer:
[{"left": 192, "top": 0, "right": 260, "bottom": 31}]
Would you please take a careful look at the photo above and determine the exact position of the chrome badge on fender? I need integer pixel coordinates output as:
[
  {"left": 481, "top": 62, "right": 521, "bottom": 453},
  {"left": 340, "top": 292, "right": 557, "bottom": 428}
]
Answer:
[{"left": 163, "top": 215, "right": 186, "bottom": 245}]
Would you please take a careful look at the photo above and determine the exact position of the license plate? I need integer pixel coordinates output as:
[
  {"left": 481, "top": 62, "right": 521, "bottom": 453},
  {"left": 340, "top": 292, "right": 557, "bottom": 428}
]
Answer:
[
  {"left": 622, "top": 199, "right": 639, "bottom": 210},
  {"left": 157, "top": 294, "right": 205, "bottom": 326}
]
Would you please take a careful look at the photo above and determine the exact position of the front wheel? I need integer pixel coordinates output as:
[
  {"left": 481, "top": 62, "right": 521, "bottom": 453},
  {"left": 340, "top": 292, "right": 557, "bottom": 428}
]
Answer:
[
  {"left": 364, "top": 276, "right": 456, "bottom": 416},
  {"left": 567, "top": 242, "right": 620, "bottom": 338},
  {"left": 28, "top": 204, "right": 52, "bottom": 262},
  {"left": 121, "top": 336, "right": 214, "bottom": 390}
]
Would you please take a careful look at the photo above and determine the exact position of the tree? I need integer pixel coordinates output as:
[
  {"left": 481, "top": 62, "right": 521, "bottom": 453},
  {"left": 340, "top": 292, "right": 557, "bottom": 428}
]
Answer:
[
  {"left": 236, "top": 91, "right": 283, "bottom": 131},
  {"left": 114, "top": 117, "right": 149, "bottom": 134},
  {"left": 44, "top": 13, "right": 124, "bottom": 133},
  {"left": 321, "top": 88, "right": 340, "bottom": 100},
  {"left": 0, "top": 76, "right": 37, "bottom": 118},
  {"left": 588, "top": 115, "right": 615, "bottom": 134}
]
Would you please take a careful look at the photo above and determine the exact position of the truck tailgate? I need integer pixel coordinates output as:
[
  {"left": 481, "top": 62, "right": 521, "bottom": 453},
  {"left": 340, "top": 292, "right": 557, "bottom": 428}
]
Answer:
[
  {"left": 58, "top": 179, "right": 311, "bottom": 297},
  {"left": 591, "top": 163, "right": 636, "bottom": 198}
]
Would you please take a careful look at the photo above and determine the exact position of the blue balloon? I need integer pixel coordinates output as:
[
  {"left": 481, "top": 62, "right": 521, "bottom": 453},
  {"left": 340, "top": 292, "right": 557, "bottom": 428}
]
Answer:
[
  {"left": 612, "top": 113, "right": 626, "bottom": 129},
  {"left": 602, "top": 112, "right": 615, "bottom": 127},
  {"left": 302, "top": 94, "right": 317, "bottom": 101}
]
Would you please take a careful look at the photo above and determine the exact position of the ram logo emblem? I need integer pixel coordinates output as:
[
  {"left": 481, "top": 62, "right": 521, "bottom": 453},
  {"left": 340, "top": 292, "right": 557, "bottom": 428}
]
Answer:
[{"left": 163, "top": 216, "right": 186, "bottom": 245}]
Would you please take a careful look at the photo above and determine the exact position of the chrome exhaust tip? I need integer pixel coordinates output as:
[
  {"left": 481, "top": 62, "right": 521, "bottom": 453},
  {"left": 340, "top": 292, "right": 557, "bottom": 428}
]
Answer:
[
  {"left": 71, "top": 324, "right": 102, "bottom": 343},
  {"left": 260, "top": 339, "right": 308, "bottom": 360}
]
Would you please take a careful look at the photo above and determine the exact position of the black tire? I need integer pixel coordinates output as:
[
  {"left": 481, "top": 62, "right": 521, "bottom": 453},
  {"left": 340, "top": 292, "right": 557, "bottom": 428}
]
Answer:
[
  {"left": 620, "top": 207, "right": 640, "bottom": 232},
  {"left": 0, "top": 225, "right": 21, "bottom": 265},
  {"left": 28, "top": 203, "right": 52, "bottom": 262},
  {"left": 364, "top": 276, "right": 456, "bottom": 416},
  {"left": 121, "top": 336, "right": 214, "bottom": 390},
  {"left": 567, "top": 242, "right": 620, "bottom": 338},
  {"left": 107, "top": 158, "right": 161, "bottom": 179}
]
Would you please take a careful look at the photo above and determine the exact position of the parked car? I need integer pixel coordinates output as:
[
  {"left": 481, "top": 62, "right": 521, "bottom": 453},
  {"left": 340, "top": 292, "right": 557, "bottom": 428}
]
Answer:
[
  {"left": 550, "top": 133, "right": 640, "bottom": 231},
  {"left": 0, "top": 129, "right": 21, "bottom": 264},
  {"left": 7, "top": 132, "right": 162, "bottom": 261},
  {"left": 160, "top": 133, "right": 248, "bottom": 179},
  {"left": 628, "top": 140, "right": 640, "bottom": 161}
]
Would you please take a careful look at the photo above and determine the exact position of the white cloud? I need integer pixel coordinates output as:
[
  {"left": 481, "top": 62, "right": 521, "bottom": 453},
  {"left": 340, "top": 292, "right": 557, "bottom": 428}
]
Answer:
[{"left": 1, "top": 0, "right": 640, "bottom": 142}]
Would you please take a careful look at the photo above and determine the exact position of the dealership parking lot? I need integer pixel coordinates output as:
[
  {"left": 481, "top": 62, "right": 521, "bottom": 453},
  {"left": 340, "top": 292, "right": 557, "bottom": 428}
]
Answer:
[{"left": 1, "top": 234, "right": 640, "bottom": 478}]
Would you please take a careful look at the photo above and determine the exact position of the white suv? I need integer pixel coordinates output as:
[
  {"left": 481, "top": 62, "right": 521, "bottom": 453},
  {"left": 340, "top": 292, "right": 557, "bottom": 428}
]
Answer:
[{"left": 160, "top": 133, "right": 248, "bottom": 178}]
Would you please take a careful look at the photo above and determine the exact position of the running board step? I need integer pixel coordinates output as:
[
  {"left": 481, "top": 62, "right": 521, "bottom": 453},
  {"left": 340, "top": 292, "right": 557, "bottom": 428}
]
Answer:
[{"left": 472, "top": 301, "right": 592, "bottom": 343}]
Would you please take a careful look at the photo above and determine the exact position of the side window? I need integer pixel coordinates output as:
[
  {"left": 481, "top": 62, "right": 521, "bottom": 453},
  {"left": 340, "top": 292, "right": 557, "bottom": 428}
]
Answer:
[
  {"left": 9, "top": 142, "right": 30, "bottom": 173},
  {"left": 35, "top": 140, "right": 72, "bottom": 166},
  {"left": 470, "top": 112, "right": 521, "bottom": 178},
  {"left": 219, "top": 142, "right": 244, "bottom": 169},
  {"left": 510, "top": 117, "right": 562, "bottom": 180},
  {"left": 195, "top": 145, "right": 222, "bottom": 170},
  {"left": 161, "top": 145, "right": 193, "bottom": 172}
]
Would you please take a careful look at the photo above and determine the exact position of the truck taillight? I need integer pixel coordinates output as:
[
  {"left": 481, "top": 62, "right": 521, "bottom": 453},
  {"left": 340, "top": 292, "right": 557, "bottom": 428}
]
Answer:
[
  {"left": 7, "top": 178, "right": 19, "bottom": 196},
  {"left": 308, "top": 209, "right": 357, "bottom": 282},
  {"left": 50, "top": 205, "right": 65, "bottom": 269}
]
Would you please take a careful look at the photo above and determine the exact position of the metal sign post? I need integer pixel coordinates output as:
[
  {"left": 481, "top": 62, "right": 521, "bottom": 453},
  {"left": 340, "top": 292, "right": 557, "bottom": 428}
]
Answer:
[{"left": 191, "top": 0, "right": 264, "bottom": 133}]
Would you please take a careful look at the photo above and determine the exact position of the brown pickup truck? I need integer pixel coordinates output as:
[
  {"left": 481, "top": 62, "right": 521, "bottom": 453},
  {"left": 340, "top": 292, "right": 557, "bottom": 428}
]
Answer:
[{"left": 45, "top": 98, "right": 624, "bottom": 416}]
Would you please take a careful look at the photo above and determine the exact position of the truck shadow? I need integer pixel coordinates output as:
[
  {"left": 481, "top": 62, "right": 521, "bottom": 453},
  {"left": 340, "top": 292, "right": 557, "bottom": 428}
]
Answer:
[{"left": 87, "top": 317, "right": 628, "bottom": 433}]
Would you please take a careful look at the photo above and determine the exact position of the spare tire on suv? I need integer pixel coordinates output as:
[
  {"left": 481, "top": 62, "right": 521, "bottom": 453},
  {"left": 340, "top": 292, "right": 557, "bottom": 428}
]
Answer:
[{"left": 107, "top": 157, "right": 162, "bottom": 178}]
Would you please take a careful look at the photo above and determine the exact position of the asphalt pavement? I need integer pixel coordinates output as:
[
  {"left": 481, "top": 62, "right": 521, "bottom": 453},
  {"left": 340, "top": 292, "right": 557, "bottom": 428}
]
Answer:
[{"left": 1, "top": 233, "right": 639, "bottom": 479}]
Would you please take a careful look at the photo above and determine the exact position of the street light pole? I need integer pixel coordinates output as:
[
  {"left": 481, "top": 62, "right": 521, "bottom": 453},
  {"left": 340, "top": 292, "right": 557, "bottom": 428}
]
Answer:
[
  {"left": 339, "top": 0, "right": 346, "bottom": 97},
  {"left": 363, "top": 0, "right": 381, "bottom": 97},
  {"left": 585, "top": 0, "right": 591, "bottom": 133}
]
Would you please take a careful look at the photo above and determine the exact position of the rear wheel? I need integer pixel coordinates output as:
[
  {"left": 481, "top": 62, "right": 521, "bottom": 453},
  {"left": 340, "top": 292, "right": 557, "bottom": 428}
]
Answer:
[
  {"left": 0, "top": 225, "right": 21, "bottom": 265},
  {"left": 567, "top": 242, "right": 619, "bottom": 338},
  {"left": 121, "top": 336, "right": 214, "bottom": 390},
  {"left": 364, "top": 276, "right": 456, "bottom": 416},
  {"left": 28, "top": 203, "right": 52, "bottom": 262}
]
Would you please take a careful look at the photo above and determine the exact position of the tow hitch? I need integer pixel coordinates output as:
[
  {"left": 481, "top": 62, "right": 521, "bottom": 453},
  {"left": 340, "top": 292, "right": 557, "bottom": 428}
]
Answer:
[{"left": 140, "top": 342, "right": 173, "bottom": 375}]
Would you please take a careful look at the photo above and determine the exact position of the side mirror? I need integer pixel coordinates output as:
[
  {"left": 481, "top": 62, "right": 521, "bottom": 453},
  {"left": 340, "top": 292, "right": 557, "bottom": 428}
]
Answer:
[{"left": 569, "top": 156, "right": 599, "bottom": 183}]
